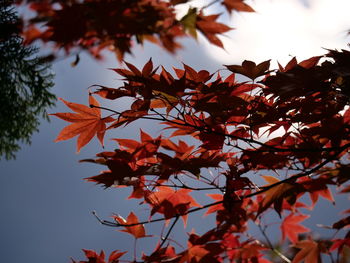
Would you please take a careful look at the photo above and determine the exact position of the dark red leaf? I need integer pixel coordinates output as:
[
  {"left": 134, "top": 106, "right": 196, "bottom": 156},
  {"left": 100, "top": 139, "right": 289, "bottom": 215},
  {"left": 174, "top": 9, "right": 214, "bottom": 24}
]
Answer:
[{"left": 225, "top": 60, "right": 271, "bottom": 80}]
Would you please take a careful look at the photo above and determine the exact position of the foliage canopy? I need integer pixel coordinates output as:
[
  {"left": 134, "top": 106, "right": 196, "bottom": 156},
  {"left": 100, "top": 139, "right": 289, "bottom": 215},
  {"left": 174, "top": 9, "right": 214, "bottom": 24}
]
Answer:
[{"left": 17, "top": 0, "right": 350, "bottom": 262}]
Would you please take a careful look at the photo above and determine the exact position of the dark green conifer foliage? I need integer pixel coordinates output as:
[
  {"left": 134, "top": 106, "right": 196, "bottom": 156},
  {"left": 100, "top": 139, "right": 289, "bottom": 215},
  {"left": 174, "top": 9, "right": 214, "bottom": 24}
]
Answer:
[{"left": 0, "top": 1, "right": 55, "bottom": 159}]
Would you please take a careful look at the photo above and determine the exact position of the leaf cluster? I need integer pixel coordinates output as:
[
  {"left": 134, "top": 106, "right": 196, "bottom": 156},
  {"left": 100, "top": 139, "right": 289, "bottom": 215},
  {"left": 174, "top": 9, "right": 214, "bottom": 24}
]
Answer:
[
  {"left": 53, "top": 51, "right": 350, "bottom": 262},
  {"left": 17, "top": 0, "right": 253, "bottom": 61}
]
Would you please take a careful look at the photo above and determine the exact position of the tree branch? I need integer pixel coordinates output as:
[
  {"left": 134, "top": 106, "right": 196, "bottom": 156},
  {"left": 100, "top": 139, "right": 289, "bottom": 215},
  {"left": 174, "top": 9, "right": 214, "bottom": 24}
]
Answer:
[
  {"left": 159, "top": 216, "right": 179, "bottom": 248},
  {"left": 92, "top": 143, "right": 346, "bottom": 228},
  {"left": 256, "top": 222, "right": 291, "bottom": 263},
  {"left": 92, "top": 104, "right": 350, "bottom": 154}
]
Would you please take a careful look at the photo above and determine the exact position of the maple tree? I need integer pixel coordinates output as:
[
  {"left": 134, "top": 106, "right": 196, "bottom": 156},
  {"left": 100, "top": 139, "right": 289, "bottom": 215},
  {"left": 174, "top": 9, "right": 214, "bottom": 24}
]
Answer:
[
  {"left": 15, "top": 0, "right": 350, "bottom": 262},
  {"left": 54, "top": 51, "right": 350, "bottom": 263}
]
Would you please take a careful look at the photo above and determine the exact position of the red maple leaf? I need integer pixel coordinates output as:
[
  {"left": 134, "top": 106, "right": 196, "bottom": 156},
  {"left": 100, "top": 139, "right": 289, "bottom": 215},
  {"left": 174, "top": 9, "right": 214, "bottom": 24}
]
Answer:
[
  {"left": 225, "top": 60, "right": 271, "bottom": 80},
  {"left": 180, "top": 245, "right": 212, "bottom": 263},
  {"left": 298, "top": 176, "right": 335, "bottom": 208},
  {"left": 51, "top": 96, "right": 113, "bottom": 152},
  {"left": 145, "top": 186, "right": 200, "bottom": 225},
  {"left": 72, "top": 249, "right": 126, "bottom": 263},
  {"left": 205, "top": 194, "right": 224, "bottom": 216},
  {"left": 292, "top": 239, "right": 321, "bottom": 263},
  {"left": 258, "top": 176, "right": 298, "bottom": 215},
  {"left": 196, "top": 13, "right": 232, "bottom": 48},
  {"left": 142, "top": 245, "right": 180, "bottom": 262},
  {"left": 113, "top": 212, "right": 146, "bottom": 239},
  {"left": 108, "top": 250, "right": 127, "bottom": 263},
  {"left": 113, "top": 129, "right": 161, "bottom": 160},
  {"left": 222, "top": 0, "right": 255, "bottom": 13},
  {"left": 235, "top": 242, "right": 269, "bottom": 263},
  {"left": 280, "top": 213, "right": 310, "bottom": 243},
  {"left": 179, "top": 232, "right": 224, "bottom": 263},
  {"left": 330, "top": 233, "right": 350, "bottom": 254}
]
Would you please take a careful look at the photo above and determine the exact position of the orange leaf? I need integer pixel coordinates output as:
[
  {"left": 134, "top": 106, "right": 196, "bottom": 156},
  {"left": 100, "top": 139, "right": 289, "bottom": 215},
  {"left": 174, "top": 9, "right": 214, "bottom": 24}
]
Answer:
[
  {"left": 142, "top": 245, "right": 179, "bottom": 262},
  {"left": 292, "top": 239, "right": 321, "bottom": 263},
  {"left": 298, "top": 177, "right": 335, "bottom": 208},
  {"left": 281, "top": 213, "right": 310, "bottom": 243},
  {"left": 72, "top": 249, "right": 126, "bottom": 263},
  {"left": 205, "top": 194, "right": 223, "bottom": 216},
  {"left": 146, "top": 186, "right": 200, "bottom": 226},
  {"left": 108, "top": 250, "right": 127, "bottom": 263},
  {"left": 180, "top": 245, "right": 210, "bottom": 263},
  {"left": 222, "top": 0, "right": 255, "bottom": 13},
  {"left": 113, "top": 212, "right": 146, "bottom": 239},
  {"left": 299, "top": 56, "right": 322, "bottom": 69},
  {"left": 79, "top": 249, "right": 106, "bottom": 263},
  {"left": 308, "top": 187, "right": 335, "bottom": 208},
  {"left": 258, "top": 176, "right": 297, "bottom": 215},
  {"left": 278, "top": 57, "right": 298, "bottom": 72},
  {"left": 330, "top": 237, "right": 350, "bottom": 253},
  {"left": 51, "top": 96, "right": 113, "bottom": 152},
  {"left": 196, "top": 13, "right": 232, "bottom": 48},
  {"left": 142, "top": 58, "right": 154, "bottom": 76},
  {"left": 238, "top": 242, "right": 268, "bottom": 261}
]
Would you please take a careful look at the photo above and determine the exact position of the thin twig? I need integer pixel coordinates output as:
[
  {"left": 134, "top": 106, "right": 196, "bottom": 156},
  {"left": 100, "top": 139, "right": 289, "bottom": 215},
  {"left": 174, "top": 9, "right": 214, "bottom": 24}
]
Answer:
[
  {"left": 92, "top": 104, "right": 350, "bottom": 154},
  {"left": 154, "top": 182, "right": 224, "bottom": 191},
  {"left": 256, "top": 222, "right": 291, "bottom": 263},
  {"left": 159, "top": 216, "right": 180, "bottom": 248},
  {"left": 93, "top": 144, "right": 345, "bottom": 228},
  {"left": 133, "top": 238, "right": 137, "bottom": 262}
]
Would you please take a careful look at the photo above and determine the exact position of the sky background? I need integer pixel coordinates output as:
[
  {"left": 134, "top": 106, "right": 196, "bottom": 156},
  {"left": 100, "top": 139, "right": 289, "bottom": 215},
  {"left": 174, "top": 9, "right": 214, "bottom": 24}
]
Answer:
[{"left": 1, "top": 0, "right": 350, "bottom": 262}]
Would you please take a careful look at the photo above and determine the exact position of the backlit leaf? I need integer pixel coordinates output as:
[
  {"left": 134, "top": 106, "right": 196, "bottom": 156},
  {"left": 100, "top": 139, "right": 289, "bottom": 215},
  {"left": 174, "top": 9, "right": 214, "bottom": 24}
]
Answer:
[
  {"left": 292, "top": 239, "right": 321, "bottom": 263},
  {"left": 222, "top": 0, "right": 255, "bottom": 13},
  {"left": 51, "top": 96, "right": 113, "bottom": 152},
  {"left": 225, "top": 60, "right": 271, "bottom": 80},
  {"left": 258, "top": 176, "right": 298, "bottom": 215},
  {"left": 281, "top": 213, "right": 310, "bottom": 243},
  {"left": 146, "top": 186, "right": 200, "bottom": 225},
  {"left": 113, "top": 212, "right": 146, "bottom": 239}
]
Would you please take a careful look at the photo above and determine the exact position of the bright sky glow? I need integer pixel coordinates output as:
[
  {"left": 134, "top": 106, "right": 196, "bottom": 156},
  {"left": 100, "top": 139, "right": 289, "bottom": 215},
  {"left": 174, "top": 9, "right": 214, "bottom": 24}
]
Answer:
[{"left": 202, "top": 0, "right": 350, "bottom": 66}]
